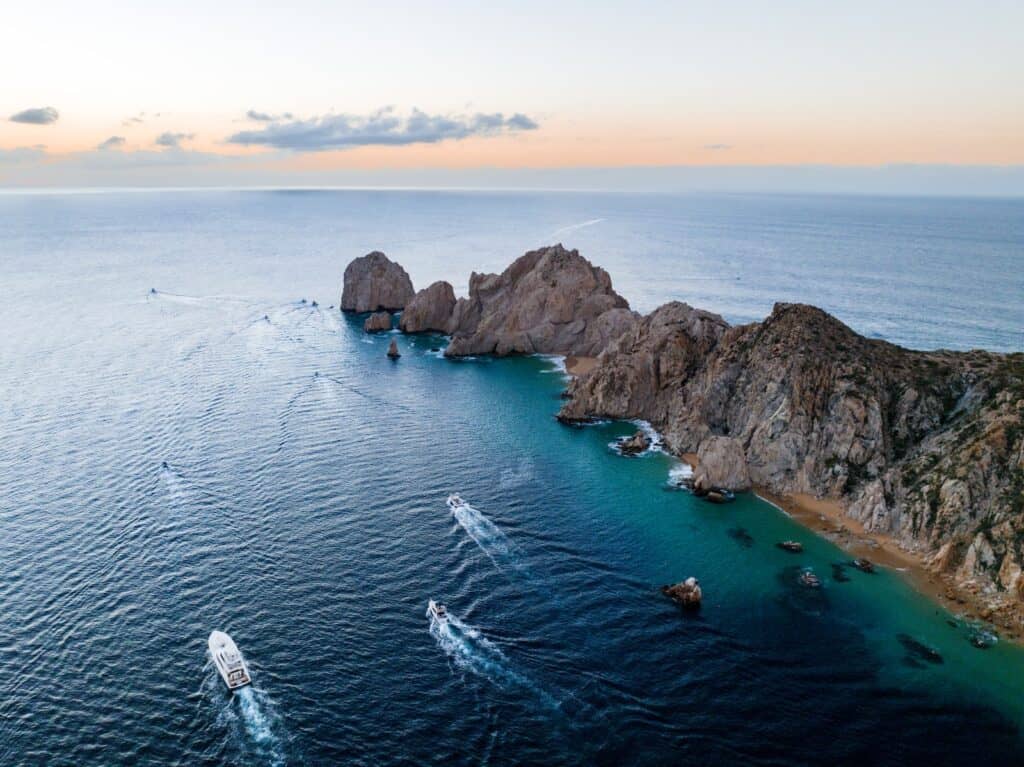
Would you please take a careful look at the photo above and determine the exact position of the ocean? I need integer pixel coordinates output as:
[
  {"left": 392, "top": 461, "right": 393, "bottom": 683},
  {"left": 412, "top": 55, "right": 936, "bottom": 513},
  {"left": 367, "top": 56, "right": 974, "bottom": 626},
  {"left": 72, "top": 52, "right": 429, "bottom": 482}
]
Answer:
[{"left": 0, "top": 189, "right": 1022, "bottom": 765}]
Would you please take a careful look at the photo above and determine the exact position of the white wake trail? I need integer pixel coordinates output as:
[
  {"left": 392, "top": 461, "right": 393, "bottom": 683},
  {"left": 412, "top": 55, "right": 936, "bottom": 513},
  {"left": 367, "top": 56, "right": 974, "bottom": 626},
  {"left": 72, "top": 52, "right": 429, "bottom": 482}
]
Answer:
[
  {"left": 549, "top": 218, "right": 605, "bottom": 237},
  {"left": 428, "top": 606, "right": 559, "bottom": 711},
  {"left": 450, "top": 500, "right": 522, "bottom": 571}
]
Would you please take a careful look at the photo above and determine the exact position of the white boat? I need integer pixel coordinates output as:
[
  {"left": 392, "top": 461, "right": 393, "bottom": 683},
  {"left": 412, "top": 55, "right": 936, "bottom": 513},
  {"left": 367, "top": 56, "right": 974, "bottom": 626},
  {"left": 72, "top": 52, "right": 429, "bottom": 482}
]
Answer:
[
  {"left": 208, "top": 630, "right": 252, "bottom": 691},
  {"left": 446, "top": 493, "right": 467, "bottom": 511},
  {"left": 427, "top": 599, "right": 448, "bottom": 623}
]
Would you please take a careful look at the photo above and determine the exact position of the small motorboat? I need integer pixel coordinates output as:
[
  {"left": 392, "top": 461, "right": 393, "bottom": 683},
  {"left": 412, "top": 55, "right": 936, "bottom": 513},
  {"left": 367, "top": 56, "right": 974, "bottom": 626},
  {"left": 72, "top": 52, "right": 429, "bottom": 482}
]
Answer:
[
  {"left": 427, "top": 599, "right": 448, "bottom": 623},
  {"left": 799, "top": 569, "right": 822, "bottom": 588},
  {"left": 446, "top": 494, "right": 467, "bottom": 511},
  {"left": 208, "top": 630, "right": 252, "bottom": 691},
  {"left": 777, "top": 540, "right": 804, "bottom": 553},
  {"left": 851, "top": 558, "right": 876, "bottom": 573}
]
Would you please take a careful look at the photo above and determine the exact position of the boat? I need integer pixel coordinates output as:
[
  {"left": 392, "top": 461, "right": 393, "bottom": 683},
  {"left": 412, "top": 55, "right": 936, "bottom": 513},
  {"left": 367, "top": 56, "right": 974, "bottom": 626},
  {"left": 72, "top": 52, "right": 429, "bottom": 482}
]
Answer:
[
  {"left": 851, "top": 557, "right": 876, "bottom": 573},
  {"left": 208, "top": 630, "right": 252, "bottom": 691},
  {"left": 446, "top": 493, "right": 467, "bottom": 511},
  {"left": 777, "top": 540, "right": 804, "bottom": 553},
  {"left": 427, "top": 599, "right": 448, "bottom": 623},
  {"left": 799, "top": 569, "right": 822, "bottom": 588}
]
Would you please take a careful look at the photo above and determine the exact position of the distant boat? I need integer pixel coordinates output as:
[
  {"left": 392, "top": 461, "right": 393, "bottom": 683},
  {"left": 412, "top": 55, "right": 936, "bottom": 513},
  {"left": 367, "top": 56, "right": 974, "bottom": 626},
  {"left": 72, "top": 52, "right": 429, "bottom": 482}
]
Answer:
[
  {"left": 427, "top": 599, "right": 448, "bottom": 623},
  {"left": 208, "top": 630, "right": 252, "bottom": 691},
  {"left": 446, "top": 493, "right": 467, "bottom": 511}
]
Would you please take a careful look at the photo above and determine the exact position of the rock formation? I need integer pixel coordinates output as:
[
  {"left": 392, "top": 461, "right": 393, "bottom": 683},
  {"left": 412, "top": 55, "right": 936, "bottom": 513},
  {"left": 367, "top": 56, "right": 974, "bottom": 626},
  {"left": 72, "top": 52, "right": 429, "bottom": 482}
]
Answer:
[
  {"left": 663, "top": 577, "right": 703, "bottom": 608},
  {"left": 617, "top": 430, "right": 650, "bottom": 456},
  {"left": 363, "top": 311, "right": 393, "bottom": 333},
  {"left": 399, "top": 281, "right": 457, "bottom": 333},
  {"left": 387, "top": 339, "right": 401, "bottom": 359},
  {"left": 341, "top": 251, "right": 415, "bottom": 312},
  {"left": 562, "top": 299, "right": 1024, "bottom": 618},
  {"left": 338, "top": 245, "right": 1024, "bottom": 620},
  {"left": 442, "top": 244, "right": 637, "bottom": 357}
]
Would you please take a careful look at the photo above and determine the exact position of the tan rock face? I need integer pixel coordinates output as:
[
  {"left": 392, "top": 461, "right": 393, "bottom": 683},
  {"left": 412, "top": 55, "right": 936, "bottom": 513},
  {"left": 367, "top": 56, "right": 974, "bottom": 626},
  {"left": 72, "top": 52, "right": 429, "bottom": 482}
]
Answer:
[
  {"left": 444, "top": 244, "right": 636, "bottom": 357},
  {"left": 341, "top": 252, "right": 415, "bottom": 312},
  {"left": 399, "top": 281, "right": 456, "bottom": 333},
  {"left": 693, "top": 436, "right": 751, "bottom": 492},
  {"left": 363, "top": 311, "right": 393, "bottom": 333}
]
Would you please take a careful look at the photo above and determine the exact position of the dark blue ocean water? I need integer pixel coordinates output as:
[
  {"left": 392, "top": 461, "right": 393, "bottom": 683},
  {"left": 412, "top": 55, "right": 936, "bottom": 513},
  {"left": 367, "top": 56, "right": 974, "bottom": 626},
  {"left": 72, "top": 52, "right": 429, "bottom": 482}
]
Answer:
[{"left": 1, "top": 190, "right": 1022, "bottom": 766}]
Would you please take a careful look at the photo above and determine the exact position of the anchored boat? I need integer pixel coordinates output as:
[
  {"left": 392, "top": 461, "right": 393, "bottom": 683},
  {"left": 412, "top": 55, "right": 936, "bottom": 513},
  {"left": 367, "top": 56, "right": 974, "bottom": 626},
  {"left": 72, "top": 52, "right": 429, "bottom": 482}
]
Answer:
[{"left": 208, "top": 630, "right": 252, "bottom": 691}]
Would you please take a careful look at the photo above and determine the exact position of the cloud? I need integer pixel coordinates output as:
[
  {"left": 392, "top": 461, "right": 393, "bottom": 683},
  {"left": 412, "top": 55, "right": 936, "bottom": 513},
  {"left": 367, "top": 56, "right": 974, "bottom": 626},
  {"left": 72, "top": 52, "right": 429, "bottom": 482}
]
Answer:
[
  {"left": 9, "top": 106, "right": 60, "bottom": 125},
  {"left": 122, "top": 111, "right": 164, "bottom": 126},
  {"left": 0, "top": 146, "right": 48, "bottom": 164},
  {"left": 155, "top": 131, "right": 195, "bottom": 148},
  {"left": 226, "top": 107, "right": 539, "bottom": 151},
  {"left": 97, "top": 136, "right": 126, "bottom": 151},
  {"left": 704, "top": 143, "right": 733, "bottom": 151},
  {"left": 246, "top": 109, "right": 293, "bottom": 122}
]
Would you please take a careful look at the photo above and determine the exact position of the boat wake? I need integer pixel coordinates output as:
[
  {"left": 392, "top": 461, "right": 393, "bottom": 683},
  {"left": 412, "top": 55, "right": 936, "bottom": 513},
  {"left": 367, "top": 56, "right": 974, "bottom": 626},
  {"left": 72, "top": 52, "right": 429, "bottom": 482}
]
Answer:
[
  {"left": 428, "top": 605, "right": 559, "bottom": 711},
  {"left": 549, "top": 218, "right": 605, "bottom": 238},
  {"left": 235, "top": 686, "right": 286, "bottom": 763},
  {"left": 450, "top": 498, "right": 524, "bottom": 572}
]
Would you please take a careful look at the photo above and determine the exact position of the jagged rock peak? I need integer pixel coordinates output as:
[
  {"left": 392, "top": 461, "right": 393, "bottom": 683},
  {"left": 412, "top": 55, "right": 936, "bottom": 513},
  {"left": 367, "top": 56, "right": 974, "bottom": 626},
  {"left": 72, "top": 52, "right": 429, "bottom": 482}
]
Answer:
[
  {"left": 444, "top": 244, "right": 636, "bottom": 357},
  {"left": 341, "top": 251, "right": 415, "bottom": 312}
]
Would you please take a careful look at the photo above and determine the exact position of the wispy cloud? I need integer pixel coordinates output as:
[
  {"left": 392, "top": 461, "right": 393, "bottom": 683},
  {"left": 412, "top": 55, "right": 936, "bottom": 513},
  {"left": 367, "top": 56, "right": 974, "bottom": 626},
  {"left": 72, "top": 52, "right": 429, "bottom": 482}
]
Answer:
[
  {"left": 227, "top": 107, "right": 539, "bottom": 151},
  {"left": 155, "top": 131, "right": 195, "bottom": 148},
  {"left": 246, "top": 109, "right": 293, "bottom": 122},
  {"left": 704, "top": 143, "right": 733, "bottom": 151},
  {"left": 9, "top": 106, "right": 60, "bottom": 125},
  {"left": 97, "top": 136, "right": 126, "bottom": 151}
]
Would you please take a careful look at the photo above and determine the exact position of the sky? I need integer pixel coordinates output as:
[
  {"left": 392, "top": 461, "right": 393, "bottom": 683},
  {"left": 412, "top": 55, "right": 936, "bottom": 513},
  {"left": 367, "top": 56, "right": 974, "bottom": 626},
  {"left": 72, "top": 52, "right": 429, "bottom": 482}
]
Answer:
[{"left": 2, "top": 0, "right": 1023, "bottom": 193}]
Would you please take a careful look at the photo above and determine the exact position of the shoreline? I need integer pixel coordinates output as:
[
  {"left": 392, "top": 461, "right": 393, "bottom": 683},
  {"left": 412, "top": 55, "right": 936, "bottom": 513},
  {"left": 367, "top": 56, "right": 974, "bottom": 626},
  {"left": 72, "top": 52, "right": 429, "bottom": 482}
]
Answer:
[{"left": 676, "top": 448, "right": 1023, "bottom": 641}]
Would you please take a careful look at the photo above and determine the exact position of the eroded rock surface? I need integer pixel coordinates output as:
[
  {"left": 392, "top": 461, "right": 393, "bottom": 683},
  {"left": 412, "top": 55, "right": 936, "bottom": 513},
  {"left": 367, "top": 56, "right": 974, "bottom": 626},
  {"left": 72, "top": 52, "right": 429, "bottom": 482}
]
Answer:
[
  {"left": 363, "top": 311, "right": 393, "bottom": 332},
  {"left": 341, "top": 252, "right": 415, "bottom": 312},
  {"left": 399, "top": 281, "right": 457, "bottom": 333},
  {"left": 444, "top": 244, "right": 636, "bottom": 357}
]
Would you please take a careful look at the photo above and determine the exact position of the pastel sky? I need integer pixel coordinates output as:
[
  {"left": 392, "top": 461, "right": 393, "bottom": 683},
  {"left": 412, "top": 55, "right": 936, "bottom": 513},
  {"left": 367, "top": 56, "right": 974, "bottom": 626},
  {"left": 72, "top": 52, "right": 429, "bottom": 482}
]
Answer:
[{"left": 2, "top": 0, "right": 1023, "bottom": 191}]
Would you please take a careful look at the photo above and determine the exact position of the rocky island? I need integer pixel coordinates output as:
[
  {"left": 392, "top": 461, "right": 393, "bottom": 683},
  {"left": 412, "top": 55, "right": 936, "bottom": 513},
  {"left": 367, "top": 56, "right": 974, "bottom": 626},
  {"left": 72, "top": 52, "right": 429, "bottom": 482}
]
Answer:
[{"left": 341, "top": 246, "right": 1024, "bottom": 630}]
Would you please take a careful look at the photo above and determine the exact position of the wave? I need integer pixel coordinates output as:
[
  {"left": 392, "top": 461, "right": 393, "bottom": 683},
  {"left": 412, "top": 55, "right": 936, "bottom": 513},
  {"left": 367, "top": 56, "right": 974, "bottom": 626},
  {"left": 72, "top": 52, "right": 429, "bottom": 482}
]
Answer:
[
  {"left": 450, "top": 498, "right": 523, "bottom": 572},
  {"left": 428, "top": 604, "right": 559, "bottom": 711},
  {"left": 667, "top": 461, "right": 693, "bottom": 487}
]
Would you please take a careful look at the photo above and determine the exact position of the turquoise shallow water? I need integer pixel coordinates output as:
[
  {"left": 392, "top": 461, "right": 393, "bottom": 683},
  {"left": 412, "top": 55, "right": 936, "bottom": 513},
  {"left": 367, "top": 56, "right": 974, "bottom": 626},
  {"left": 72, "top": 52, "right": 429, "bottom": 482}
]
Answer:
[{"left": 0, "top": 190, "right": 1023, "bottom": 765}]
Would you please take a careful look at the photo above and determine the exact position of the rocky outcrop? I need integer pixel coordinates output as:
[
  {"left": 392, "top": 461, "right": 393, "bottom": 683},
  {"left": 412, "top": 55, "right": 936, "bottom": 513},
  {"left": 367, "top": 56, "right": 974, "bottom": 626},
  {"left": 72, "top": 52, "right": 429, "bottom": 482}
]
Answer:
[
  {"left": 363, "top": 311, "right": 393, "bottom": 332},
  {"left": 562, "top": 298, "right": 1024, "bottom": 615},
  {"left": 387, "top": 339, "right": 401, "bottom": 359},
  {"left": 341, "top": 252, "right": 415, "bottom": 312},
  {"left": 617, "top": 430, "right": 650, "bottom": 456},
  {"left": 444, "top": 244, "right": 636, "bottom": 357},
  {"left": 693, "top": 436, "right": 751, "bottom": 492},
  {"left": 399, "top": 281, "right": 457, "bottom": 333},
  {"left": 663, "top": 577, "right": 703, "bottom": 609}
]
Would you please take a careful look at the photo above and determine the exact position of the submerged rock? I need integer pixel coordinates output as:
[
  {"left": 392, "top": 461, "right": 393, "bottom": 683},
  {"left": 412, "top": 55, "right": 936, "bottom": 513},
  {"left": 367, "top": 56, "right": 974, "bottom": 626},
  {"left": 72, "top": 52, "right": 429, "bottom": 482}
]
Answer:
[
  {"left": 341, "top": 251, "right": 415, "bottom": 312},
  {"left": 399, "top": 280, "right": 457, "bottom": 333},
  {"left": 363, "top": 311, "right": 393, "bottom": 333},
  {"left": 387, "top": 339, "right": 401, "bottom": 359},
  {"left": 663, "top": 577, "right": 703, "bottom": 609}
]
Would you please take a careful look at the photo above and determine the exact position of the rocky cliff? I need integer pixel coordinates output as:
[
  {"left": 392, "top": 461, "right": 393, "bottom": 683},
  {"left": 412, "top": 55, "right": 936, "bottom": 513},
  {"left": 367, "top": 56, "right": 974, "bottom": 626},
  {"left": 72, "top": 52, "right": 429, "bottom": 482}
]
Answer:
[{"left": 561, "top": 300, "right": 1024, "bottom": 616}]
